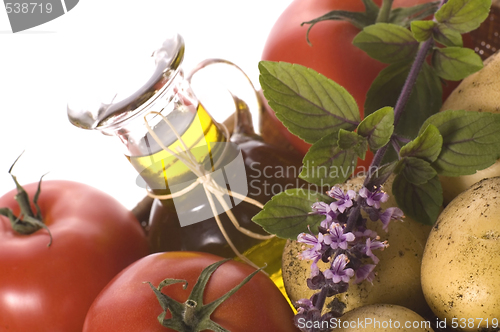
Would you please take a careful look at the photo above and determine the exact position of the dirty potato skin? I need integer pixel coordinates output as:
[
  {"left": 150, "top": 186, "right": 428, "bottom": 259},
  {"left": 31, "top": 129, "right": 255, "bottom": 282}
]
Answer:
[
  {"left": 335, "top": 304, "right": 434, "bottom": 332},
  {"left": 421, "top": 177, "right": 500, "bottom": 332},
  {"left": 439, "top": 51, "right": 500, "bottom": 205},
  {"left": 282, "top": 175, "right": 433, "bottom": 316}
]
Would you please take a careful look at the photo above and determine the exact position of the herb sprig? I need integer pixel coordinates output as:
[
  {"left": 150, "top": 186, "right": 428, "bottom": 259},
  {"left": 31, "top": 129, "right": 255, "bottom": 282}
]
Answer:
[
  {"left": 253, "top": 0, "right": 497, "bottom": 330},
  {"left": 254, "top": 0, "right": 497, "bottom": 232}
]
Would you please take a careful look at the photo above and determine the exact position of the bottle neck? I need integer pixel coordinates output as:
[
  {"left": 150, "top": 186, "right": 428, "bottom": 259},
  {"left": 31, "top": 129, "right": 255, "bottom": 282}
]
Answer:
[{"left": 108, "top": 73, "right": 228, "bottom": 193}]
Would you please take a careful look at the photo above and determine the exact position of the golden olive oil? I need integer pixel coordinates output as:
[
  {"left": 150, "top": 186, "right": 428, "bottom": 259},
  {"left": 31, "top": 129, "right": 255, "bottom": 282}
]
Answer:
[{"left": 127, "top": 103, "right": 226, "bottom": 192}]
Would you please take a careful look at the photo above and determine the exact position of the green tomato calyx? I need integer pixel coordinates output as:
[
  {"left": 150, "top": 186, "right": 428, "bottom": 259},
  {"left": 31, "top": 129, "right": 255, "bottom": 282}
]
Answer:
[
  {"left": 0, "top": 152, "right": 52, "bottom": 247},
  {"left": 146, "top": 259, "right": 264, "bottom": 332}
]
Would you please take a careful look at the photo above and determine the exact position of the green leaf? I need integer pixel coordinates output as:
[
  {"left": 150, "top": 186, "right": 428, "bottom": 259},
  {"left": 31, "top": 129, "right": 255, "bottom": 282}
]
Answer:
[
  {"left": 411, "top": 20, "right": 436, "bottom": 42},
  {"left": 252, "top": 189, "right": 333, "bottom": 239},
  {"left": 433, "top": 24, "right": 463, "bottom": 47},
  {"left": 398, "top": 157, "right": 438, "bottom": 184},
  {"left": 393, "top": 174, "right": 443, "bottom": 225},
  {"left": 337, "top": 129, "right": 368, "bottom": 159},
  {"left": 389, "top": 1, "right": 440, "bottom": 27},
  {"left": 400, "top": 124, "right": 442, "bottom": 163},
  {"left": 357, "top": 106, "right": 394, "bottom": 150},
  {"left": 432, "top": 47, "right": 484, "bottom": 81},
  {"left": 421, "top": 110, "right": 500, "bottom": 176},
  {"left": 259, "top": 61, "right": 360, "bottom": 144},
  {"left": 435, "top": 0, "right": 492, "bottom": 33},
  {"left": 365, "top": 61, "right": 442, "bottom": 146},
  {"left": 353, "top": 23, "right": 419, "bottom": 63},
  {"left": 300, "top": 131, "right": 357, "bottom": 186}
]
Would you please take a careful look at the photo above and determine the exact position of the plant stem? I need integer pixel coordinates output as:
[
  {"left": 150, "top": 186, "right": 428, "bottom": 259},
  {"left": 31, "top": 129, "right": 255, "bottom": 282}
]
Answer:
[
  {"left": 391, "top": 138, "right": 401, "bottom": 155},
  {"left": 363, "top": 145, "right": 390, "bottom": 186},
  {"left": 376, "top": 0, "right": 394, "bottom": 23},
  {"left": 363, "top": 37, "right": 434, "bottom": 188},
  {"left": 344, "top": 202, "right": 362, "bottom": 233},
  {"left": 393, "top": 39, "right": 434, "bottom": 125},
  {"left": 314, "top": 286, "right": 329, "bottom": 311}
]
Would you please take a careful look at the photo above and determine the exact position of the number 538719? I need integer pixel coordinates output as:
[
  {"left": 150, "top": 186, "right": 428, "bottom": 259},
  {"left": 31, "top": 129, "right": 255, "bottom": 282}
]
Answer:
[{"left": 5, "top": 2, "right": 53, "bottom": 14}]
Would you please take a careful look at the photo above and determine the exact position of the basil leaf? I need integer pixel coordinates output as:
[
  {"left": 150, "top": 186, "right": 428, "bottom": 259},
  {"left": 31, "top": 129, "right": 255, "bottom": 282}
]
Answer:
[
  {"left": 300, "top": 131, "right": 357, "bottom": 186},
  {"left": 389, "top": 1, "right": 440, "bottom": 27},
  {"left": 398, "top": 157, "right": 438, "bottom": 185},
  {"left": 421, "top": 110, "right": 500, "bottom": 176},
  {"left": 357, "top": 106, "right": 394, "bottom": 150},
  {"left": 411, "top": 20, "right": 436, "bottom": 42},
  {"left": 365, "top": 61, "right": 442, "bottom": 144},
  {"left": 432, "top": 47, "right": 483, "bottom": 81},
  {"left": 338, "top": 129, "right": 368, "bottom": 159},
  {"left": 393, "top": 173, "right": 443, "bottom": 225},
  {"left": 259, "top": 61, "right": 359, "bottom": 144},
  {"left": 433, "top": 24, "right": 463, "bottom": 47},
  {"left": 353, "top": 23, "right": 419, "bottom": 64},
  {"left": 435, "top": 0, "right": 491, "bottom": 34},
  {"left": 252, "top": 189, "right": 333, "bottom": 239},
  {"left": 400, "top": 124, "right": 442, "bottom": 163}
]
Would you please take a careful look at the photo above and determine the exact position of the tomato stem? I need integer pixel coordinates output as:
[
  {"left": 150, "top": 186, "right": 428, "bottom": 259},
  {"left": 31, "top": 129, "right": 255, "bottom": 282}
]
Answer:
[
  {"left": 183, "top": 300, "right": 198, "bottom": 327},
  {"left": 376, "top": 0, "right": 394, "bottom": 23}
]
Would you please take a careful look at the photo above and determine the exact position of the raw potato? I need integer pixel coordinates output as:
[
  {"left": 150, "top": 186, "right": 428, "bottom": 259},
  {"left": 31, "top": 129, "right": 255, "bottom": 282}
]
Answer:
[
  {"left": 335, "top": 304, "right": 434, "bottom": 332},
  {"left": 440, "top": 51, "right": 500, "bottom": 205},
  {"left": 282, "top": 174, "right": 433, "bottom": 316},
  {"left": 421, "top": 177, "right": 500, "bottom": 332}
]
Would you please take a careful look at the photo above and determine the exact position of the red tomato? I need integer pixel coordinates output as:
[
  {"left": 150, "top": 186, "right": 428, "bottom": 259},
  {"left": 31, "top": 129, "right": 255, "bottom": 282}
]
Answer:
[
  {"left": 261, "top": 0, "right": 463, "bottom": 165},
  {"left": 0, "top": 180, "right": 149, "bottom": 331},
  {"left": 83, "top": 252, "right": 299, "bottom": 332}
]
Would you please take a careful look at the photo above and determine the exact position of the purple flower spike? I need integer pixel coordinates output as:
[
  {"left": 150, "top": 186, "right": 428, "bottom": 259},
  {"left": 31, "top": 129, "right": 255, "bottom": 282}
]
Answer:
[
  {"left": 297, "top": 232, "right": 325, "bottom": 277},
  {"left": 311, "top": 201, "right": 337, "bottom": 228},
  {"left": 324, "top": 254, "right": 354, "bottom": 283},
  {"left": 353, "top": 228, "right": 378, "bottom": 240},
  {"left": 354, "top": 264, "right": 377, "bottom": 284},
  {"left": 311, "top": 201, "right": 330, "bottom": 215},
  {"left": 363, "top": 238, "right": 388, "bottom": 264},
  {"left": 297, "top": 232, "right": 322, "bottom": 251},
  {"left": 327, "top": 187, "right": 356, "bottom": 213},
  {"left": 295, "top": 298, "right": 314, "bottom": 314},
  {"left": 323, "top": 223, "right": 355, "bottom": 250},
  {"left": 380, "top": 207, "right": 404, "bottom": 231},
  {"left": 359, "top": 187, "right": 389, "bottom": 209}
]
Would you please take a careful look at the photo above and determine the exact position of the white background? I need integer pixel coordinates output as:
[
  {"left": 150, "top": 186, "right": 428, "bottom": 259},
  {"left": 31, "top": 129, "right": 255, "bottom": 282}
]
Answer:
[{"left": 0, "top": 0, "right": 293, "bottom": 209}]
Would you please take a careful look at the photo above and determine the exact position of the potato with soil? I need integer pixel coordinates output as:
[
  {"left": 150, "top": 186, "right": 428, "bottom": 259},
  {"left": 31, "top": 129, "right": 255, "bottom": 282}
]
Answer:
[
  {"left": 421, "top": 177, "right": 500, "bottom": 332},
  {"left": 439, "top": 51, "right": 500, "bottom": 205},
  {"left": 282, "top": 174, "right": 433, "bottom": 316},
  {"left": 335, "top": 304, "right": 434, "bottom": 332}
]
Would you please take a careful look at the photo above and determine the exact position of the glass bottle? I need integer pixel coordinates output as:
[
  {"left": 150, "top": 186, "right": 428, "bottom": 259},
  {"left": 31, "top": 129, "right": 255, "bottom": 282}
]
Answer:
[{"left": 67, "top": 34, "right": 305, "bottom": 292}]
